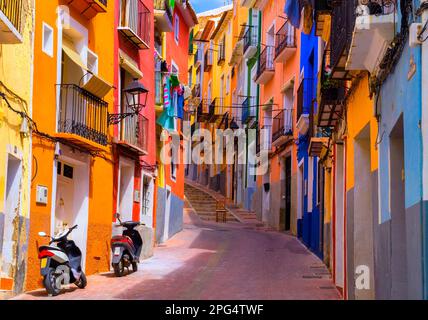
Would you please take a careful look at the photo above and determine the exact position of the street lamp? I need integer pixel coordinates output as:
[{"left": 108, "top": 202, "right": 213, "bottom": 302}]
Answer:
[{"left": 108, "top": 79, "right": 149, "bottom": 125}]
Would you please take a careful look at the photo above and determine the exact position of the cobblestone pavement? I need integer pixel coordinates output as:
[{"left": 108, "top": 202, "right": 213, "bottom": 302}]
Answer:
[{"left": 15, "top": 211, "right": 340, "bottom": 300}]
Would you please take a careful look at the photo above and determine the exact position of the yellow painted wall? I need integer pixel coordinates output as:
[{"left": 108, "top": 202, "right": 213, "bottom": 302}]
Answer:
[
  {"left": 0, "top": 0, "right": 34, "bottom": 290},
  {"left": 344, "top": 75, "right": 379, "bottom": 191}
]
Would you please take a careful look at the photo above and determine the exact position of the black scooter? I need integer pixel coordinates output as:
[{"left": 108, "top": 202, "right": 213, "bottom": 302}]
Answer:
[
  {"left": 38, "top": 225, "right": 87, "bottom": 296},
  {"left": 110, "top": 213, "right": 144, "bottom": 277}
]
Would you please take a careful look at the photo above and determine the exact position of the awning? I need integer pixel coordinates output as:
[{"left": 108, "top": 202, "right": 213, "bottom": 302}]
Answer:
[
  {"left": 82, "top": 74, "right": 113, "bottom": 98},
  {"left": 119, "top": 50, "right": 143, "bottom": 79},
  {"left": 62, "top": 40, "right": 88, "bottom": 71}
]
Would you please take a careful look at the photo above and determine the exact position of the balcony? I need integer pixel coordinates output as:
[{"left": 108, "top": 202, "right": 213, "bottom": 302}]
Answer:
[
  {"left": 118, "top": 0, "right": 150, "bottom": 50},
  {"left": 296, "top": 78, "right": 314, "bottom": 136},
  {"left": 346, "top": 0, "right": 396, "bottom": 73},
  {"left": 255, "top": 46, "right": 274, "bottom": 85},
  {"left": 118, "top": 111, "right": 148, "bottom": 155},
  {"left": 217, "top": 42, "right": 226, "bottom": 66},
  {"left": 243, "top": 26, "right": 258, "bottom": 59},
  {"left": 204, "top": 49, "right": 213, "bottom": 72},
  {"left": 68, "top": 0, "right": 107, "bottom": 20},
  {"left": 274, "top": 21, "right": 296, "bottom": 63},
  {"left": 272, "top": 109, "right": 293, "bottom": 147},
  {"left": 240, "top": 0, "right": 257, "bottom": 8},
  {"left": 317, "top": 82, "right": 346, "bottom": 128},
  {"left": 57, "top": 84, "right": 108, "bottom": 151},
  {"left": 330, "top": 0, "right": 356, "bottom": 79},
  {"left": 154, "top": 0, "right": 173, "bottom": 32},
  {"left": 208, "top": 98, "right": 223, "bottom": 123},
  {"left": 197, "top": 99, "right": 214, "bottom": 122},
  {"left": 194, "top": 48, "right": 203, "bottom": 67},
  {"left": 241, "top": 97, "right": 256, "bottom": 124},
  {"left": 309, "top": 137, "right": 329, "bottom": 157},
  {"left": 0, "top": 0, "right": 23, "bottom": 43}
]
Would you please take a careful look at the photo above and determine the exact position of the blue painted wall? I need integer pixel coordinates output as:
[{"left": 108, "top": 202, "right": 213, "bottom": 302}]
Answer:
[{"left": 298, "top": 27, "right": 322, "bottom": 258}]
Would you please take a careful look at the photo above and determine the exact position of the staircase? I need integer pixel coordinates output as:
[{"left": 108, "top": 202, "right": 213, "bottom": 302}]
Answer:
[{"left": 184, "top": 183, "right": 238, "bottom": 223}]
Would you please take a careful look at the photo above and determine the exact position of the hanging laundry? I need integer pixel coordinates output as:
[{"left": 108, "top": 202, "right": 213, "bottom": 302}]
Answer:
[
  {"left": 161, "top": 60, "right": 169, "bottom": 73},
  {"left": 284, "top": 0, "right": 302, "bottom": 29},
  {"left": 177, "top": 91, "right": 185, "bottom": 120},
  {"left": 170, "top": 74, "right": 180, "bottom": 88}
]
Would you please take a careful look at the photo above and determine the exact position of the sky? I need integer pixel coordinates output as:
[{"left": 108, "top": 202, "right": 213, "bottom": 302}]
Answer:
[{"left": 189, "top": 0, "right": 233, "bottom": 13}]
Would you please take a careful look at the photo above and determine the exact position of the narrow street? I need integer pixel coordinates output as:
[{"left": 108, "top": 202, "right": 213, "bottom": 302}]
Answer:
[{"left": 15, "top": 210, "right": 339, "bottom": 300}]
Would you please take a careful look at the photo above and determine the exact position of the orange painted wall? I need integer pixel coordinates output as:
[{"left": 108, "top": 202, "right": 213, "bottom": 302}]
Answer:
[
  {"left": 26, "top": 0, "right": 115, "bottom": 290},
  {"left": 344, "top": 75, "right": 378, "bottom": 191}
]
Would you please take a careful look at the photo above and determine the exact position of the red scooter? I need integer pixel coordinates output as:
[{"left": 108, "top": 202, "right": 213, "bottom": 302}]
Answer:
[{"left": 111, "top": 213, "right": 144, "bottom": 277}]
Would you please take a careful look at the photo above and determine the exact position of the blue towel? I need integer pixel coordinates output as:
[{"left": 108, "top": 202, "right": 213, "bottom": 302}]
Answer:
[{"left": 284, "top": 0, "right": 302, "bottom": 29}]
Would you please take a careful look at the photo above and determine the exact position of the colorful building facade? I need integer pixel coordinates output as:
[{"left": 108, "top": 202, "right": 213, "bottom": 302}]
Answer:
[{"left": 0, "top": 0, "right": 34, "bottom": 297}]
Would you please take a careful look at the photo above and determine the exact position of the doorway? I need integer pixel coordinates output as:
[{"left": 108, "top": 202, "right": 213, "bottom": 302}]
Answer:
[
  {"left": 118, "top": 158, "right": 135, "bottom": 222},
  {"left": 389, "top": 115, "right": 407, "bottom": 299},
  {"left": 284, "top": 156, "right": 292, "bottom": 231},
  {"left": 141, "top": 174, "right": 154, "bottom": 228},
  {"left": 353, "top": 125, "right": 375, "bottom": 299},
  {"left": 1, "top": 155, "right": 22, "bottom": 278},
  {"left": 334, "top": 143, "right": 345, "bottom": 291}
]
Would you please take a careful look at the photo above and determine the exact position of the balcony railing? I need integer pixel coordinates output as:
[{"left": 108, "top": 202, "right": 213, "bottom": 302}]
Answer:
[
  {"left": 243, "top": 26, "right": 257, "bottom": 56},
  {"left": 57, "top": 84, "right": 108, "bottom": 146},
  {"left": 275, "top": 21, "right": 296, "bottom": 61},
  {"left": 297, "top": 78, "right": 314, "bottom": 121},
  {"left": 155, "top": 71, "right": 163, "bottom": 105},
  {"left": 204, "top": 49, "right": 213, "bottom": 72},
  {"left": 118, "top": 0, "right": 150, "bottom": 49},
  {"left": 256, "top": 46, "right": 275, "bottom": 83},
  {"left": 154, "top": 0, "right": 173, "bottom": 32},
  {"left": 120, "top": 110, "right": 148, "bottom": 154},
  {"left": 330, "top": 0, "right": 356, "bottom": 79},
  {"left": 217, "top": 42, "right": 226, "bottom": 65},
  {"left": 0, "top": 0, "right": 23, "bottom": 37},
  {"left": 272, "top": 109, "right": 293, "bottom": 143},
  {"left": 241, "top": 97, "right": 257, "bottom": 124},
  {"left": 154, "top": 0, "right": 173, "bottom": 21}
]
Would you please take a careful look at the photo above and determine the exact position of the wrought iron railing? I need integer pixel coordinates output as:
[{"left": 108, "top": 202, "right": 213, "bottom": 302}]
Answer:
[
  {"left": 154, "top": 0, "right": 173, "bottom": 23},
  {"left": 275, "top": 21, "right": 296, "bottom": 59},
  {"left": 241, "top": 97, "right": 249, "bottom": 124},
  {"left": 0, "top": 0, "right": 23, "bottom": 33},
  {"left": 330, "top": 0, "right": 356, "bottom": 73},
  {"left": 272, "top": 109, "right": 293, "bottom": 142},
  {"left": 243, "top": 26, "right": 257, "bottom": 53},
  {"left": 119, "top": 0, "right": 151, "bottom": 46},
  {"left": 296, "top": 78, "right": 314, "bottom": 120},
  {"left": 57, "top": 84, "right": 108, "bottom": 146},
  {"left": 257, "top": 46, "right": 275, "bottom": 79},
  {"left": 121, "top": 108, "right": 148, "bottom": 153}
]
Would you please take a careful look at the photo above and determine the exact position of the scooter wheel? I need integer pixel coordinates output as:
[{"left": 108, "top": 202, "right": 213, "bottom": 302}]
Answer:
[
  {"left": 76, "top": 272, "right": 87, "bottom": 289},
  {"left": 113, "top": 259, "right": 126, "bottom": 277},
  {"left": 43, "top": 268, "right": 62, "bottom": 296},
  {"left": 132, "top": 262, "right": 138, "bottom": 272}
]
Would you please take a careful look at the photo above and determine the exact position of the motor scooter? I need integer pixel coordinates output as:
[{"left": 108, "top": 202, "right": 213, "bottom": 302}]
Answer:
[
  {"left": 38, "top": 225, "right": 87, "bottom": 296},
  {"left": 111, "top": 213, "right": 144, "bottom": 277}
]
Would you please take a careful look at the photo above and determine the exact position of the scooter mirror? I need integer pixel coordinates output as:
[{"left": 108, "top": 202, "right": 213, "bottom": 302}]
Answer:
[{"left": 38, "top": 231, "right": 47, "bottom": 237}]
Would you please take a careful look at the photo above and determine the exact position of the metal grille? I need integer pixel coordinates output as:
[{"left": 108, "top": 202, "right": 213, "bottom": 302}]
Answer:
[
  {"left": 257, "top": 46, "right": 275, "bottom": 78},
  {"left": 0, "top": 0, "right": 23, "bottom": 33},
  {"left": 57, "top": 84, "right": 108, "bottom": 146},
  {"left": 275, "top": 21, "right": 296, "bottom": 59}
]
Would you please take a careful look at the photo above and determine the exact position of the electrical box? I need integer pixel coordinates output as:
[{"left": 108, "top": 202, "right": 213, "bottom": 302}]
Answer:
[
  {"left": 409, "top": 23, "right": 423, "bottom": 48},
  {"left": 36, "top": 185, "right": 48, "bottom": 204},
  {"left": 134, "top": 190, "right": 141, "bottom": 203}
]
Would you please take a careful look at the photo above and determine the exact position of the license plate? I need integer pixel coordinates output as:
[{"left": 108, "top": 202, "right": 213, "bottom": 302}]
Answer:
[
  {"left": 114, "top": 247, "right": 121, "bottom": 256},
  {"left": 40, "top": 258, "right": 47, "bottom": 268}
]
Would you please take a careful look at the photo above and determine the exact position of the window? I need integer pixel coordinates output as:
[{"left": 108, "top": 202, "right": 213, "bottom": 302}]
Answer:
[
  {"left": 226, "top": 74, "right": 230, "bottom": 95},
  {"left": 188, "top": 67, "right": 193, "bottom": 88},
  {"left": 87, "top": 49, "right": 98, "bottom": 75},
  {"left": 174, "top": 14, "right": 179, "bottom": 44},
  {"left": 42, "top": 23, "right": 54, "bottom": 57}
]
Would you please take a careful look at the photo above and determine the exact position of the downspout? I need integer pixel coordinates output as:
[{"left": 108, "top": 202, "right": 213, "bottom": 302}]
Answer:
[{"left": 420, "top": 0, "right": 428, "bottom": 299}]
